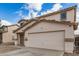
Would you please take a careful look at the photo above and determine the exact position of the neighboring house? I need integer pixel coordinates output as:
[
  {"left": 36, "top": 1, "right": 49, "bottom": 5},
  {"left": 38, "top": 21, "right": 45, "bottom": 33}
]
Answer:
[
  {"left": 14, "top": 5, "right": 78, "bottom": 54},
  {"left": 0, "top": 24, "right": 19, "bottom": 45}
]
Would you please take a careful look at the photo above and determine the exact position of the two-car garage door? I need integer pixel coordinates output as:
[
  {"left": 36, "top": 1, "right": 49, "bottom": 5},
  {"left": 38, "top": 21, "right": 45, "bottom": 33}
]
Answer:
[{"left": 28, "top": 31, "right": 65, "bottom": 51}]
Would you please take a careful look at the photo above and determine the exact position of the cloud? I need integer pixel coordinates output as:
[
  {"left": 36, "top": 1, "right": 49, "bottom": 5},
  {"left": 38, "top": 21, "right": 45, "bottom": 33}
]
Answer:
[
  {"left": 41, "top": 3, "right": 63, "bottom": 15},
  {"left": 15, "top": 10, "right": 24, "bottom": 18},
  {"left": 74, "top": 4, "right": 79, "bottom": 35},
  {"left": 22, "top": 15, "right": 31, "bottom": 19},
  {"left": 17, "top": 3, "right": 43, "bottom": 19},
  {"left": 74, "top": 4, "right": 79, "bottom": 34},
  {"left": 27, "top": 3, "right": 43, "bottom": 18},
  {"left": 77, "top": 4, "right": 79, "bottom": 8},
  {"left": 22, "top": 3, "right": 43, "bottom": 11},
  {"left": 76, "top": 8, "right": 79, "bottom": 22},
  {"left": 51, "top": 3, "right": 63, "bottom": 11},
  {"left": 1, "top": 19, "right": 12, "bottom": 26},
  {"left": 74, "top": 25, "right": 79, "bottom": 35},
  {"left": 16, "top": 3, "right": 63, "bottom": 19},
  {"left": 21, "top": 11, "right": 39, "bottom": 19},
  {"left": 28, "top": 3, "right": 43, "bottom": 11}
]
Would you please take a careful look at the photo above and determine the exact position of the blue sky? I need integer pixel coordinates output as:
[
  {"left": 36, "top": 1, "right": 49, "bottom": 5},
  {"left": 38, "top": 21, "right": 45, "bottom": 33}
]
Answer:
[{"left": 0, "top": 3, "right": 77, "bottom": 25}]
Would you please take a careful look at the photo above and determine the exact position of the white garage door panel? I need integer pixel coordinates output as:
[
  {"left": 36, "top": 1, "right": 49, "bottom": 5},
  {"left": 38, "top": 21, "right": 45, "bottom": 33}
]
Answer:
[{"left": 28, "top": 31, "right": 65, "bottom": 51}]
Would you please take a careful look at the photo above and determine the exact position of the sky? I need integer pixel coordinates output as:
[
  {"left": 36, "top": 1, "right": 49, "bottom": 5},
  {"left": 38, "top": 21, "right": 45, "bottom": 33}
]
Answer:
[
  {"left": 0, "top": 3, "right": 77, "bottom": 25},
  {"left": 0, "top": 3, "right": 79, "bottom": 34}
]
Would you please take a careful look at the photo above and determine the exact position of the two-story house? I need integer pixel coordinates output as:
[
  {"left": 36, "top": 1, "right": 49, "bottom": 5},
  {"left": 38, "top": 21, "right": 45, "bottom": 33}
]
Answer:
[{"left": 14, "top": 5, "right": 78, "bottom": 54}]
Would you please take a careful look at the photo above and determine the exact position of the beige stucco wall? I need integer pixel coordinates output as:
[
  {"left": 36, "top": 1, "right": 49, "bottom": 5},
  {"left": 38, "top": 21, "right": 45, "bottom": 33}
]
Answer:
[
  {"left": 65, "top": 42, "right": 74, "bottom": 53},
  {"left": 67, "top": 10, "right": 75, "bottom": 22},
  {"left": 25, "top": 22, "right": 74, "bottom": 39},
  {"left": 39, "top": 9, "right": 75, "bottom": 22},
  {"left": 2, "top": 25, "right": 19, "bottom": 43},
  {"left": 65, "top": 25, "right": 75, "bottom": 39},
  {"left": 65, "top": 26, "right": 75, "bottom": 53},
  {"left": 24, "top": 22, "right": 75, "bottom": 53},
  {"left": 41, "top": 14, "right": 60, "bottom": 21},
  {"left": 25, "top": 22, "right": 66, "bottom": 33}
]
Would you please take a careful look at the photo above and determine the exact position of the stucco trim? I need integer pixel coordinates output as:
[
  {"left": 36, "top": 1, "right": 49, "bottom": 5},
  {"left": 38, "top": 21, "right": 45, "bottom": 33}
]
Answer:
[
  {"left": 7, "top": 24, "right": 19, "bottom": 27},
  {"left": 28, "top": 47, "right": 64, "bottom": 52},
  {"left": 64, "top": 51, "right": 74, "bottom": 54},
  {"left": 28, "top": 30, "right": 65, "bottom": 34},
  {"left": 65, "top": 38, "right": 74, "bottom": 42}
]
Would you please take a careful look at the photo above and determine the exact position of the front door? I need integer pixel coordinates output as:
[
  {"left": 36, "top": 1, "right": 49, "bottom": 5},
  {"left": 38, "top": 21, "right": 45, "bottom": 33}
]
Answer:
[
  {"left": 19, "top": 33, "right": 24, "bottom": 46},
  {"left": 0, "top": 33, "right": 2, "bottom": 44}
]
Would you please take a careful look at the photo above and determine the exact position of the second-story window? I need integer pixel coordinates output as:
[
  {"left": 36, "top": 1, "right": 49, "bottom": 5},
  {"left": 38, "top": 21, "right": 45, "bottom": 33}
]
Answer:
[{"left": 61, "top": 12, "right": 67, "bottom": 20}]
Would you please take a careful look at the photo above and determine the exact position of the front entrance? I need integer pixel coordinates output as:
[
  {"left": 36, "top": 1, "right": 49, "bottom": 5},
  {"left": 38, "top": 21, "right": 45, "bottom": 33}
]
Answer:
[
  {"left": 19, "top": 33, "right": 24, "bottom": 46},
  {"left": 0, "top": 33, "right": 2, "bottom": 44}
]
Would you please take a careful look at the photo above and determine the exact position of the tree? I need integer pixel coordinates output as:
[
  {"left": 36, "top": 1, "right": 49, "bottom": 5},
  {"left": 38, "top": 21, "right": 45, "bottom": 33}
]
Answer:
[{"left": 0, "top": 20, "right": 7, "bottom": 32}]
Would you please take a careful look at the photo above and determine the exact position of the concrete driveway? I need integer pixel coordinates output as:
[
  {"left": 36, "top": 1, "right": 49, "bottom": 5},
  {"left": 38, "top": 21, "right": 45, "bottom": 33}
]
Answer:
[
  {"left": 0, "top": 45, "right": 20, "bottom": 54},
  {"left": 0, "top": 47, "right": 64, "bottom": 56}
]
